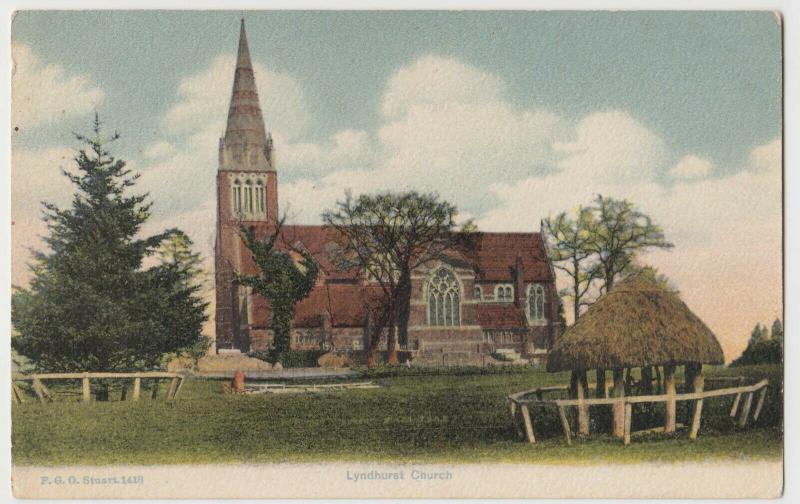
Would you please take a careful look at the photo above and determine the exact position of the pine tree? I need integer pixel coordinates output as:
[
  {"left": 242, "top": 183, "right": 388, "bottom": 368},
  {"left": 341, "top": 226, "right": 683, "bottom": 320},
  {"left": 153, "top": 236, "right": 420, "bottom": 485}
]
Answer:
[
  {"left": 11, "top": 116, "right": 207, "bottom": 372},
  {"left": 771, "top": 318, "right": 783, "bottom": 344}
]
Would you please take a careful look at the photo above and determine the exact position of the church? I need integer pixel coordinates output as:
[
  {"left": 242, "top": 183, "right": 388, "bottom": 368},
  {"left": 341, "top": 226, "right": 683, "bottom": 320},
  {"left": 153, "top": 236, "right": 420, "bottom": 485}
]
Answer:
[{"left": 214, "top": 21, "right": 561, "bottom": 365}]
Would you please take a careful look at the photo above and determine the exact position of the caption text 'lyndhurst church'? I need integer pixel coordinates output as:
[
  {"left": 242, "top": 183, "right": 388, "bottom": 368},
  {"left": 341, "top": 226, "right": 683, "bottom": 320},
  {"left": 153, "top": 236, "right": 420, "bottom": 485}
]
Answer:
[{"left": 214, "top": 21, "right": 560, "bottom": 365}]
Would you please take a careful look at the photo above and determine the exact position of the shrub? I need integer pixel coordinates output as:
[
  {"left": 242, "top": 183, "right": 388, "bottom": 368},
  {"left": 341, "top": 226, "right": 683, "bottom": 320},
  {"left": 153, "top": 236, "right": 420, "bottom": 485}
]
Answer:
[{"left": 249, "top": 349, "right": 324, "bottom": 368}]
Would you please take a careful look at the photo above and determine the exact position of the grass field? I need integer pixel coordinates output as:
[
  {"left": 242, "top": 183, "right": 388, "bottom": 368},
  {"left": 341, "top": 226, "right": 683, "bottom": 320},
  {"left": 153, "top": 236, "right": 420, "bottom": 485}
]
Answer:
[{"left": 11, "top": 364, "right": 782, "bottom": 466}]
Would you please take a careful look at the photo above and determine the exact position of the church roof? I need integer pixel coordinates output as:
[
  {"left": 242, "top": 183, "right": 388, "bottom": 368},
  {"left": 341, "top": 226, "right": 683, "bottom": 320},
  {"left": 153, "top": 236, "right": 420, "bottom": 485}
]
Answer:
[
  {"left": 224, "top": 19, "right": 268, "bottom": 147},
  {"left": 239, "top": 224, "right": 553, "bottom": 328}
]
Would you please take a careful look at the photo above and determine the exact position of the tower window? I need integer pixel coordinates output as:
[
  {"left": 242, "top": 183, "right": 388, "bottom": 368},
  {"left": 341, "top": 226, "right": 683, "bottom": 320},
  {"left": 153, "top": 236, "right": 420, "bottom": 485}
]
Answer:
[
  {"left": 474, "top": 285, "right": 483, "bottom": 301},
  {"left": 427, "top": 267, "right": 460, "bottom": 327},
  {"left": 244, "top": 180, "right": 253, "bottom": 213},
  {"left": 232, "top": 179, "right": 242, "bottom": 213},
  {"left": 256, "top": 180, "right": 266, "bottom": 213}
]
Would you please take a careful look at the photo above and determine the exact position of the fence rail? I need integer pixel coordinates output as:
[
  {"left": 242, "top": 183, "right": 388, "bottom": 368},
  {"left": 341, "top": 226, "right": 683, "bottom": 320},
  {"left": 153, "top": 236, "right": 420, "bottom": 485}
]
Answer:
[
  {"left": 11, "top": 371, "right": 186, "bottom": 403},
  {"left": 508, "top": 377, "right": 767, "bottom": 446}
]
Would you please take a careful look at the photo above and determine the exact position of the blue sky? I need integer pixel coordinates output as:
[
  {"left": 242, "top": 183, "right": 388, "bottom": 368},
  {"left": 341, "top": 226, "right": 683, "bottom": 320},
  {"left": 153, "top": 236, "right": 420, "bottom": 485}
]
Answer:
[{"left": 11, "top": 11, "right": 782, "bottom": 358}]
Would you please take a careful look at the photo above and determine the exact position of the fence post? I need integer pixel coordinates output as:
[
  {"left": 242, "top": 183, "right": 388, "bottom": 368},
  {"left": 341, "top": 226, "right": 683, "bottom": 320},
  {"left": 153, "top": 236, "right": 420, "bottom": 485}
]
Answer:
[
  {"left": 576, "top": 371, "right": 590, "bottom": 436},
  {"left": 753, "top": 386, "right": 768, "bottom": 421},
  {"left": 737, "top": 392, "right": 754, "bottom": 428},
  {"left": 520, "top": 404, "right": 536, "bottom": 444},
  {"left": 133, "top": 374, "right": 141, "bottom": 400},
  {"left": 82, "top": 372, "right": 90, "bottom": 402},
  {"left": 151, "top": 379, "right": 159, "bottom": 400},
  {"left": 623, "top": 402, "right": 633, "bottom": 445},
  {"left": 166, "top": 377, "right": 179, "bottom": 400},
  {"left": 557, "top": 405, "right": 572, "bottom": 445},
  {"left": 689, "top": 373, "right": 705, "bottom": 441},
  {"left": 32, "top": 377, "right": 45, "bottom": 403},
  {"left": 730, "top": 377, "right": 744, "bottom": 417}
]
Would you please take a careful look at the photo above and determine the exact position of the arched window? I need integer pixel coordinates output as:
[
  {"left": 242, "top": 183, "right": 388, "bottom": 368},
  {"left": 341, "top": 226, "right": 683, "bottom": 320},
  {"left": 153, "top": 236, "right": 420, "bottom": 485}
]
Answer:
[
  {"left": 244, "top": 180, "right": 253, "bottom": 213},
  {"left": 255, "top": 180, "right": 266, "bottom": 213},
  {"left": 474, "top": 285, "right": 483, "bottom": 301},
  {"left": 232, "top": 179, "right": 242, "bottom": 213},
  {"left": 527, "top": 284, "right": 546, "bottom": 322},
  {"left": 428, "top": 268, "right": 460, "bottom": 326},
  {"left": 495, "top": 284, "right": 513, "bottom": 302}
]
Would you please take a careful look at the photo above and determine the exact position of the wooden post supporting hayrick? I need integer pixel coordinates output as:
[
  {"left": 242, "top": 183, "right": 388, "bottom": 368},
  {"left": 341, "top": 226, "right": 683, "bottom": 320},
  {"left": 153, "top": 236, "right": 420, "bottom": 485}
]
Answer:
[
  {"left": 82, "top": 372, "right": 91, "bottom": 402},
  {"left": 655, "top": 366, "right": 662, "bottom": 394},
  {"left": 753, "top": 386, "right": 768, "bottom": 421},
  {"left": 596, "top": 368, "right": 607, "bottom": 398},
  {"left": 151, "top": 379, "right": 159, "bottom": 400},
  {"left": 577, "top": 371, "right": 590, "bottom": 435},
  {"left": 520, "top": 404, "right": 536, "bottom": 444},
  {"left": 737, "top": 392, "right": 754, "bottom": 428},
  {"left": 623, "top": 402, "right": 633, "bottom": 445},
  {"left": 132, "top": 375, "right": 141, "bottom": 400},
  {"left": 689, "top": 371, "right": 705, "bottom": 441},
  {"left": 558, "top": 405, "right": 572, "bottom": 445},
  {"left": 664, "top": 364, "right": 677, "bottom": 433},
  {"left": 612, "top": 368, "right": 625, "bottom": 438}
]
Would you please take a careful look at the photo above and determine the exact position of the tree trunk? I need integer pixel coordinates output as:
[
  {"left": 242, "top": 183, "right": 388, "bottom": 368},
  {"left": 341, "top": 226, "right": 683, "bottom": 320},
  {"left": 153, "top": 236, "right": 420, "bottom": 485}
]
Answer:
[
  {"left": 612, "top": 368, "right": 625, "bottom": 438},
  {"left": 392, "top": 268, "right": 412, "bottom": 365}
]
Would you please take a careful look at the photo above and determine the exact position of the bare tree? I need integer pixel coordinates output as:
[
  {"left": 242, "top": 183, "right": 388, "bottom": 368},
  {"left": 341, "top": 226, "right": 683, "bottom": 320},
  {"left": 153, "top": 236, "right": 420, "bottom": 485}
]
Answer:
[
  {"left": 542, "top": 206, "right": 600, "bottom": 322},
  {"left": 322, "top": 191, "right": 472, "bottom": 366}
]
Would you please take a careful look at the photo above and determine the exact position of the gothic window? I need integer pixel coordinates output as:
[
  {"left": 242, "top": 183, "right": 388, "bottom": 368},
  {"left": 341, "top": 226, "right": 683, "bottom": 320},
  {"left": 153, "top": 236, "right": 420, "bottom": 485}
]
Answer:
[
  {"left": 255, "top": 180, "right": 266, "bottom": 213},
  {"left": 474, "top": 285, "right": 483, "bottom": 301},
  {"left": 232, "top": 179, "right": 242, "bottom": 213},
  {"left": 527, "top": 284, "right": 546, "bottom": 322},
  {"left": 427, "top": 267, "right": 460, "bottom": 327},
  {"left": 244, "top": 180, "right": 253, "bottom": 213},
  {"left": 495, "top": 284, "right": 514, "bottom": 302}
]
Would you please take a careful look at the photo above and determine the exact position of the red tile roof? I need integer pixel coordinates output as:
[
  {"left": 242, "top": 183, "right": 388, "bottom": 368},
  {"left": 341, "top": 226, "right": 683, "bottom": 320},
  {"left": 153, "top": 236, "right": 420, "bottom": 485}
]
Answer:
[{"left": 239, "top": 225, "right": 552, "bottom": 328}]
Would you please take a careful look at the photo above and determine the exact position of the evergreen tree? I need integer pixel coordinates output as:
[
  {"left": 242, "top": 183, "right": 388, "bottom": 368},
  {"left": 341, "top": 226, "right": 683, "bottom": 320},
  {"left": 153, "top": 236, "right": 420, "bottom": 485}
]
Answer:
[
  {"left": 236, "top": 220, "right": 319, "bottom": 357},
  {"left": 11, "top": 116, "right": 207, "bottom": 372},
  {"left": 771, "top": 318, "right": 783, "bottom": 344}
]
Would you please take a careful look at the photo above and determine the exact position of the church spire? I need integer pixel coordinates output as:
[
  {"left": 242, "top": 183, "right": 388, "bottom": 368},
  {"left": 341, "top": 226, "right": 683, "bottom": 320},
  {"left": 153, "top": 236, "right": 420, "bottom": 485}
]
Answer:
[{"left": 223, "top": 18, "right": 268, "bottom": 148}]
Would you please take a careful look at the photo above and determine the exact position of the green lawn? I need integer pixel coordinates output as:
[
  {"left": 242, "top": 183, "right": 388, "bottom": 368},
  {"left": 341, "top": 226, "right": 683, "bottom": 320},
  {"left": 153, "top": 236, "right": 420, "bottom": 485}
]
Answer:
[{"left": 12, "top": 364, "right": 783, "bottom": 466}]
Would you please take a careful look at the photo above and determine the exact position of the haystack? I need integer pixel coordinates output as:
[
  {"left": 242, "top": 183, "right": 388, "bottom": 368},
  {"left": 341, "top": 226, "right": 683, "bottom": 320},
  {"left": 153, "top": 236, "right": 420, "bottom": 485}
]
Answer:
[
  {"left": 546, "top": 273, "right": 724, "bottom": 436},
  {"left": 547, "top": 274, "right": 723, "bottom": 372}
]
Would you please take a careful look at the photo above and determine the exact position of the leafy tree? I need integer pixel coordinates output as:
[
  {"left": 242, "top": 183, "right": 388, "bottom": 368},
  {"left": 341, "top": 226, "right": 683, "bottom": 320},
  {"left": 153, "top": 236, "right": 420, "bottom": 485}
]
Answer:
[
  {"left": 236, "top": 219, "right": 319, "bottom": 357},
  {"left": 11, "top": 116, "right": 207, "bottom": 373},
  {"left": 586, "top": 195, "right": 673, "bottom": 292},
  {"left": 543, "top": 206, "right": 600, "bottom": 321},
  {"left": 323, "top": 191, "right": 472, "bottom": 366}
]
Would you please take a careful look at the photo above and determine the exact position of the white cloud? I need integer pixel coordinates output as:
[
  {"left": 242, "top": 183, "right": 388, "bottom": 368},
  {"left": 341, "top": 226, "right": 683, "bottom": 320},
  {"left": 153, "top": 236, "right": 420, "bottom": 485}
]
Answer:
[
  {"left": 669, "top": 154, "right": 714, "bottom": 180},
  {"left": 381, "top": 54, "right": 506, "bottom": 118},
  {"left": 11, "top": 43, "right": 104, "bottom": 130},
  {"left": 554, "top": 110, "right": 667, "bottom": 182}
]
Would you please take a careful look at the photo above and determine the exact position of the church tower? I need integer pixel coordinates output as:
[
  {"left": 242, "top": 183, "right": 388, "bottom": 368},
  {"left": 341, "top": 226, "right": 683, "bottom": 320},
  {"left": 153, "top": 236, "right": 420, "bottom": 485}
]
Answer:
[{"left": 215, "top": 19, "right": 277, "bottom": 351}]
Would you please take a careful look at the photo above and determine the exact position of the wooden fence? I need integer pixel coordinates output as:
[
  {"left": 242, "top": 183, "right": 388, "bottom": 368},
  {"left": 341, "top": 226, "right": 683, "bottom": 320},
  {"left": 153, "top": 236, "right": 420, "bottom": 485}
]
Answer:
[
  {"left": 11, "top": 372, "right": 186, "bottom": 403},
  {"left": 508, "top": 377, "right": 768, "bottom": 445}
]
